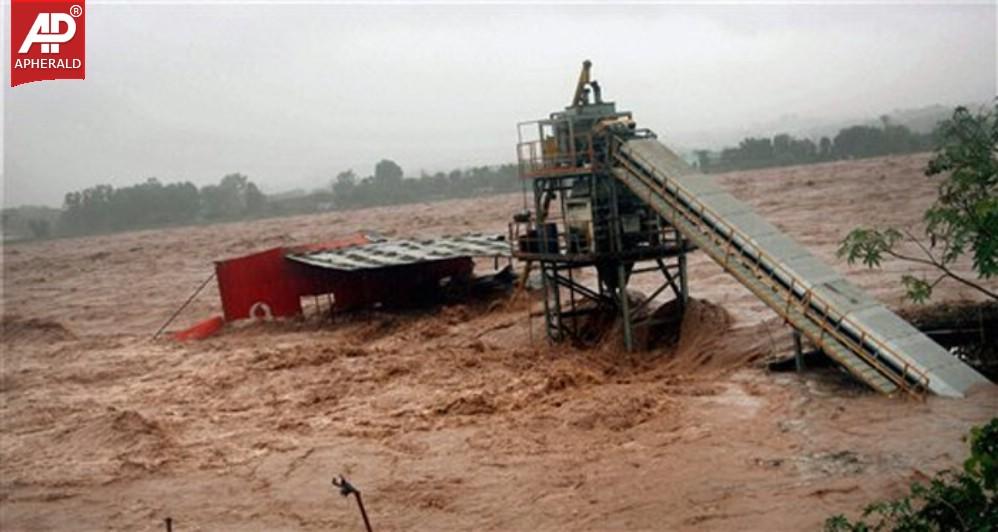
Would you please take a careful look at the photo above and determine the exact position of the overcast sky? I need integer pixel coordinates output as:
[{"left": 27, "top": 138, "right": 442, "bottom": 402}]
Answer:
[{"left": 3, "top": 2, "right": 996, "bottom": 207}]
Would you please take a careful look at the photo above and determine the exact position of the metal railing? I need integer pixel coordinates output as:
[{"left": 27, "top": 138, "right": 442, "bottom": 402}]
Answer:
[
  {"left": 517, "top": 133, "right": 596, "bottom": 179},
  {"left": 509, "top": 215, "right": 684, "bottom": 260},
  {"left": 613, "top": 140, "right": 930, "bottom": 397}
]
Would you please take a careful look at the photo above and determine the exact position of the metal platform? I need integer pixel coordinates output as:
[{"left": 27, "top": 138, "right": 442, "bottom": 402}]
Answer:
[{"left": 613, "top": 138, "right": 989, "bottom": 398}]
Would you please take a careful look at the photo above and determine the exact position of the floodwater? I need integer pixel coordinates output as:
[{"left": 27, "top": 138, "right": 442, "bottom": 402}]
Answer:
[{"left": 2, "top": 153, "right": 995, "bottom": 530}]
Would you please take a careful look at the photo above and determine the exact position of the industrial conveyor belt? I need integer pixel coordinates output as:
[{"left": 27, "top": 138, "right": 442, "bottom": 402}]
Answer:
[{"left": 611, "top": 138, "right": 988, "bottom": 397}]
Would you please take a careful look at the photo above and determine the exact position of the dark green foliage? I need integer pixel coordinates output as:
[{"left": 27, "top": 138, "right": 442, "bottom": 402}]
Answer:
[
  {"left": 966, "top": 422, "right": 998, "bottom": 494},
  {"left": 839, "top": 227, "right": 905, "bottom": 269},
  {"left": 52, "top": 159, "right": 520, "bottom": 237},
  {"left": 200, "top": 173, "right": 261, "bottom": 220},
  {"left": 923, "top": 106, "right": 998, "bottom": 282},
  {"left": 245, "top": 183, "right": 266, "bottom": 215},
  {"left": 837, "top": 104, "right": 998, "bottom": 303},
  {"left": 831, "top": 116, "right": 930, "bottom": 160},
  {"left": 373, "top": 159, "right": 403, "bottom": 186},
  {"left": 329, "top": 161, "right": 520, "bottom": 209},
  {"left": 825, "top": 418, "right": 998, "bottom": 532},
  {"left": 332, "top": 170, "right": 357, "bottom": 206},
  {"left": 59, "top": 174, "right": 263, "bottom": 235}
]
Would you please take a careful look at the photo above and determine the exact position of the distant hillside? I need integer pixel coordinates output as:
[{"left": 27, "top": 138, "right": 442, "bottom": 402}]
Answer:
[
  {"left": 673, "top": 102, "right": 986, "bottom": 153},
  {"left": 779, "top": 104, "right": 967, "bottom": 139},
  {"left": 873, "top": 104, "right": 969, "bottom": 133}
]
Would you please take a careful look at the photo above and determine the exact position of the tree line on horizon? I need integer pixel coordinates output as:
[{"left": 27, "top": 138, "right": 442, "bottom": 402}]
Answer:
[
  {"left": 54, "top": 173, "right": 267, "bottom": 237},
  {"left": 4, "top": 113, "right": 950, "bottom": 241},
  {"left": 330, "top": 159, "right": 520, "bottom": 209},
  {"left": 694, "top": 116, "right": 936, "bottom": 173},
  {"left": 5, "top": 162, "right": 521, "bottom": 240}
]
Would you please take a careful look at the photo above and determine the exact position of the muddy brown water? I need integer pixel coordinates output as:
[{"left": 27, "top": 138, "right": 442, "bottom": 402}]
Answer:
[{"left": 3, "top": 153, "right": 996, "bottom": 530}]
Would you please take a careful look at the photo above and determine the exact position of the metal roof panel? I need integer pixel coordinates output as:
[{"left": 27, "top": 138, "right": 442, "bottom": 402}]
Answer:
[{"left": 287, "top": 233, "right": 510, "bottom": 271}]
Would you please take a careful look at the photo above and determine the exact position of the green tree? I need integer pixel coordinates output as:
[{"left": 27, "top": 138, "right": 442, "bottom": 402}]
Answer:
[
  {"left": 374, "top": 159, "right": 403, "bottom": 186},
  {"left": 245, "top": 182, "right": 266, "bottom": 215},
  {"left": 200, "top": 173, "right": 263, "bottom": 219},
  {"left": 199, "top": 184, "right": 227, "bottom": 220},
  {"left": 826, "top": 418, "right": 997, "bottom": 531},
  {"left": 819, "top": 136, "right": 833, "bottom": 161},
  {"left": 332, "top": 169, "right": 357, "bottom": 207},
  {"left": 163, "top": 181, "right": 201, "bottom": 221},
  {"left": 833, "top": 125, "right": 886, "bottom": 159},
  {"left": 838, "top": 104, "right": 998, "bottom": 303}
]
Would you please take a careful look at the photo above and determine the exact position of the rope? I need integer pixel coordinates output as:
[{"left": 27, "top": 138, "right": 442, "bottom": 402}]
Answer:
[{"left": 152, "top": 272, "right": 216, "bottom": 340}]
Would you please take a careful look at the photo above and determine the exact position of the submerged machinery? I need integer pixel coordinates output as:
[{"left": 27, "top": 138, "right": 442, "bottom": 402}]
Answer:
[
  {"left": 511, "top": 60, "right": 692, "bottom": 351},
  {"left": 512, "top": 61, "right": 988, "bottom": 398}
]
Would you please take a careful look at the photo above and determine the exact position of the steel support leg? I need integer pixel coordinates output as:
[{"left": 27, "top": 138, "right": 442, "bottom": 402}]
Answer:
[
  {"left": 678, "top": 251, "right": 689, "bottom": 305},
  {"left": 618, "top": 262, "right": 633, "bottom": 352},
  {"left": 793, "top": 330, "right": 805, "bottom": 372}
]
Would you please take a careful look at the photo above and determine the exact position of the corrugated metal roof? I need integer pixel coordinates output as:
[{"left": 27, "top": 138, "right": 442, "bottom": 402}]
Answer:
[{"left": 286, "top": 233, "right": 511, "bottom": 271}]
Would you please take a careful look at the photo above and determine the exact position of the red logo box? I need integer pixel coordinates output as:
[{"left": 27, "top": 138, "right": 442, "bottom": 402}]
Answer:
[{"left": 10, "top": 0, "right": 85, "bottom": 87}]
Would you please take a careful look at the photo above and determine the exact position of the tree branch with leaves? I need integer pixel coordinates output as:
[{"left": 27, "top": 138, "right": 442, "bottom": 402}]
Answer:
[{"left": 838, "top": 103, "right": 998, "bottom": 304}]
